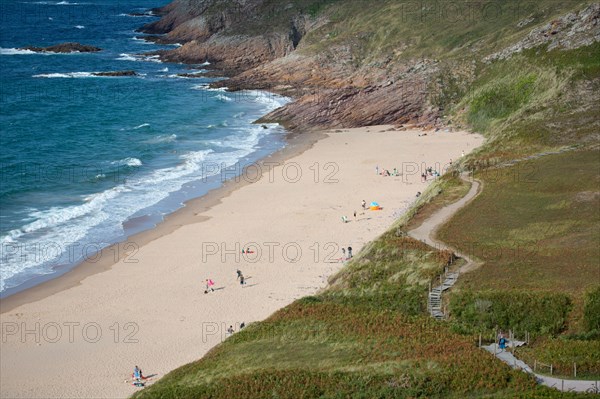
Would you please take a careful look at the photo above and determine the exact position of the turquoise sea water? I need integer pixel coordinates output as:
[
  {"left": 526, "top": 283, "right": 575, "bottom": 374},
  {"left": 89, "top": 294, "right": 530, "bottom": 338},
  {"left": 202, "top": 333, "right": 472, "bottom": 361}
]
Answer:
[{"left": 0, "top": 0, "right": 288, "bottom": 294}]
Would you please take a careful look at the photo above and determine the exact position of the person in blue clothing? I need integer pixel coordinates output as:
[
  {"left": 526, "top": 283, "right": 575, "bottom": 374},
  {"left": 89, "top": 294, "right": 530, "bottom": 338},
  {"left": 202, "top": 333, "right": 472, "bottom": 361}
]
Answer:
[
  {"left": 498, "top": 335, "right": 507, "bottom": 352},
  {"left": 133, "top": 365, "right": 144, "bottom": 381}
]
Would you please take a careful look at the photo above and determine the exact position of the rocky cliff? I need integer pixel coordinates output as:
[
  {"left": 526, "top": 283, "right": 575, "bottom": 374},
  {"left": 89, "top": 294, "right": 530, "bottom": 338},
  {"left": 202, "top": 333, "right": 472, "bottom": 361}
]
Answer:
[{"left": 141, "top": 0, "right": 600, "bottom": 131}]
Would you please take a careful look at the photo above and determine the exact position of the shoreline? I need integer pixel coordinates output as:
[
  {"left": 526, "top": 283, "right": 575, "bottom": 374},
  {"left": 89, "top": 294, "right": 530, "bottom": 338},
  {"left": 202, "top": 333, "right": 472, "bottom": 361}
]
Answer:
[
  {"left": 0, "top": 129, "right": 324, "bottom": 314},
  {"left": 0, "top": 125, "right": 484, "bottom": 398}
]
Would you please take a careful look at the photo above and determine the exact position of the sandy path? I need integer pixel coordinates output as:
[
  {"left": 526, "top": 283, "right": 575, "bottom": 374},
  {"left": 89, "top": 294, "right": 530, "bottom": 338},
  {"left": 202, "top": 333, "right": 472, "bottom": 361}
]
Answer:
[
  {"left": 408, "top": 174, "right": 482, "bottom": 274},
  {"left": 0, "top": 126, "right": 483, "bottom": 398}
]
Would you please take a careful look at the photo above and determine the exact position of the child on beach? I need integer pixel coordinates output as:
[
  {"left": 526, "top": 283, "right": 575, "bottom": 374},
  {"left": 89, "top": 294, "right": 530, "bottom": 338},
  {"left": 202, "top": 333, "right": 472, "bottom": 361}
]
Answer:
[{"left": 205, "top": 279, "right": 215, "bottom": 293}]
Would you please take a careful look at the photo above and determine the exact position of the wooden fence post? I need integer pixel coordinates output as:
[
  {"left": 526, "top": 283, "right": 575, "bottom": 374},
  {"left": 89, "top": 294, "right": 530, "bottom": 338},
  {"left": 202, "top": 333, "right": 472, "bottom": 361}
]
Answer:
[
  {"left": 534, "top": 360, "right": 537, "bottom": 372},
  {"left": 478, "top": 333, "right": 482, "bottom": 348},
  {"left": 574, "top": 362, "right": 577, "bottom": 378},
  {"left": 550, "top": 364, "right": 553, "bottom": 375}
]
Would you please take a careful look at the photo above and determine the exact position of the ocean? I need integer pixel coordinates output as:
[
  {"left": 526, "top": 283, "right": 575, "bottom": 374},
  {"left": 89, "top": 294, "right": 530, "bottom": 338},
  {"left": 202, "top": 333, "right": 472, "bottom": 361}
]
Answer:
[{"left": 0, "top": 0, "right": 288, "bottom": 295}]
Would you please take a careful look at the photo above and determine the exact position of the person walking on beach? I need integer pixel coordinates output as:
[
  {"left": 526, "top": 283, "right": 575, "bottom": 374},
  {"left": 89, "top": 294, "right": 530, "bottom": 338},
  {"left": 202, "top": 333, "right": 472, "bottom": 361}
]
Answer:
[
  {"left": 341, "top": 247, "right": 346, "bottom": 260},
  {"left": 236, "top": 269, "right": 242, "bottom": 279},
  {"left": 347, "top": 246, "right": 353, "bottom": 258},
  {"left": 239, "top": 273, "right": 246, "bottom": 286},
  {"left": 361, "top": 200, "right": 366, "bottom": 210}
]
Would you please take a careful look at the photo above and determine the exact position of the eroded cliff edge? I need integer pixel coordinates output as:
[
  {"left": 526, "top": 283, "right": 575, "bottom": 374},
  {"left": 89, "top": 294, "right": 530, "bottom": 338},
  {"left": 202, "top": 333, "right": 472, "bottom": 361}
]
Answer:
[{"left": 140, "top": 0, "right": 600, "bottom": 131}]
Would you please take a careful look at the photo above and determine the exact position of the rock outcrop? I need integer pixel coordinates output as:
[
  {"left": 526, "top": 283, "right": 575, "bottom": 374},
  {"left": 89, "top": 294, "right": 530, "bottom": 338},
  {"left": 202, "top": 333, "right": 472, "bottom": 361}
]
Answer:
[
  {"left": 137, "top": 1, "right": 599, "bottom": 131},
  {"left": 92, "top": 71, "right": 138, "bottom": 77},
  {"left": 486, "top": 3, "right": 600, "bottom": 62},
  {"left": 20, "top": 43, "right": 101, "bottom": 53}
]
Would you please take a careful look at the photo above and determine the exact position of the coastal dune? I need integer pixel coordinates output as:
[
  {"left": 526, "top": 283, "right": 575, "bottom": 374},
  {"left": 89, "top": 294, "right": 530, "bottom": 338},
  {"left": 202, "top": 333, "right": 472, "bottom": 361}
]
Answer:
[{"left": 0, "top": 126, "right": 483, "bottom": 398}]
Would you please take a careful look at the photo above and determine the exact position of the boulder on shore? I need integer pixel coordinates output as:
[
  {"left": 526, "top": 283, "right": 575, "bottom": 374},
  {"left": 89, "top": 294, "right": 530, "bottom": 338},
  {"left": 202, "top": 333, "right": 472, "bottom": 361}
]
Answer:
[{"left": 20, "top": 43, "right": 101, "bottom": 53}]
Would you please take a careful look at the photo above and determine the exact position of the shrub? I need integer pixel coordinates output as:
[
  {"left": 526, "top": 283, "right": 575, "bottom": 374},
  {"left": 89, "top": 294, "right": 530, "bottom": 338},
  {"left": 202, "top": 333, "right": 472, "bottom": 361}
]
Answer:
[
  {"left": 583, "top": 286, "right": 600, "bottom": 332},
  {"left": 449, "top": 290, "right": 572, "bottom": 336}
]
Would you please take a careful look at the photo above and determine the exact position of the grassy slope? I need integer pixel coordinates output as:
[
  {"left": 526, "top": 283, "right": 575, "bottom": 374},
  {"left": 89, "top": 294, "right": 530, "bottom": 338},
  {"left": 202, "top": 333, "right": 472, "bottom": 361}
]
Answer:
[
  {"left": 135, "top": 0, "right": 599, "bottom": 396},
  {"left": 135, "top": 235, "right": 587, "bottom": 398}
]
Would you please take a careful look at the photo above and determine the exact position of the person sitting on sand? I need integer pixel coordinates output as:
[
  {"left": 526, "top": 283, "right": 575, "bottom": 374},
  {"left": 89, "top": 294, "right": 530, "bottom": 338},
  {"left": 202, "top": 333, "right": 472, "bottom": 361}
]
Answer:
[
  {"left": 239, "top": 273, "right": 246, "bottom": 285},
  {"left": 227, "top": 325, "right": 234, "bottom": 335},
  {"left": 133, "top": 365, "right": 144, "bottom": 381}
]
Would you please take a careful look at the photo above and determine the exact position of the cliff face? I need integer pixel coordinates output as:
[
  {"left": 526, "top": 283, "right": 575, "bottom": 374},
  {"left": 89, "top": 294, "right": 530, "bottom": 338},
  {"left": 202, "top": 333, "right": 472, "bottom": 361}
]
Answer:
[{"left": 143, "top": 0, "right": 600, "bottom": 131}]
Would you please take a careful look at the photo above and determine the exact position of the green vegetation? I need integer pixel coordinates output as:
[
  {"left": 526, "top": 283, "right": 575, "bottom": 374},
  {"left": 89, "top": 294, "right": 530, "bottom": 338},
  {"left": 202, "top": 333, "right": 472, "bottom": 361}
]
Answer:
[
  {"left": 299, "top": 0, "right": 590, "bottom": 62},
  {"left": 134, "top": 235, "right": 590, "bottom": 398},
  {"left": 449, "top": 290, "right": 572, "bottom": 336},
  {"left": 519, "top": 338, "right": 600, "bottom": 378},
  {"left": 438, "top": 150, "right": 600, "bottom": 296},
  {"left": 136, "top": 0, "right": 599, "bottom": 396},
  {"left": 583, "top": 287, "right": 600, "bottom": 333}
]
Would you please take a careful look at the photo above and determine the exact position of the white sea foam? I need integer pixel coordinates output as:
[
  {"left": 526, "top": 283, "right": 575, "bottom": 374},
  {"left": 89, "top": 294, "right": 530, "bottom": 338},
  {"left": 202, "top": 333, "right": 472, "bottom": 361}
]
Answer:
[
  {"left": 33, "top": 72, "right": 95, "bottom": 78},
  {"left": 117, "top": 53, "right": 162, "bottom": 63},
  {"left": 117, "top": 53, "right": 137, "bottom": 61},
  {"left": 133, "top": 123, "right": 150, "bottom": 130},
  {"left": 215, "top": 94, "right": 232, "bottom": 102},
  {"left": 191, "top": 84, "right": 227, "bottom": 92},
  {"left": 0, "top": 87, "right": 288, "bottom": 292},
  {"left": 111, "top": 157, "right": 142, "bottom": 167},
  {"left": 144, "top": 134, "right": 177, "bottom": 144},
  {"left": 132, "top": 37, "right": 153, "bottom": 44},
  {"left": 25, "top": 1, "right": 84, "bottom": 4},
  {"left": 75, "top": 25, "right": 85, "bottom": 29},
  {"left": 0, "top": 47, "right": 37, "bottom": 55}
]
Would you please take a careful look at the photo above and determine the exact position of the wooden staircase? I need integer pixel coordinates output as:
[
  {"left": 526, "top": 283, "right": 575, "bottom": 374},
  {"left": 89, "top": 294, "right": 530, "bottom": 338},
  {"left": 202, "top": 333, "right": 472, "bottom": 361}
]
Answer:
[{"left": 428, "top": 270, "right": 459, "bottom": 320}]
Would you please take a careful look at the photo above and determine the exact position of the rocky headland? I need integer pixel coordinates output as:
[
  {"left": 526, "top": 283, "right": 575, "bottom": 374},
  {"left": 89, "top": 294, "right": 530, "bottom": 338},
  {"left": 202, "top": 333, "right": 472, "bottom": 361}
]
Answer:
[{"left": 137, "top": 1, "right": 600, "bottom": 131}]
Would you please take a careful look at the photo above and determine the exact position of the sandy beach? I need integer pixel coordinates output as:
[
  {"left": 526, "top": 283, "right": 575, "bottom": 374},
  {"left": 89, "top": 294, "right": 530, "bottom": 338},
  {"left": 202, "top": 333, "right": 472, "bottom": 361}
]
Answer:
[{"left": 0, "top": 126, "right": 483, "bottom": 398}]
